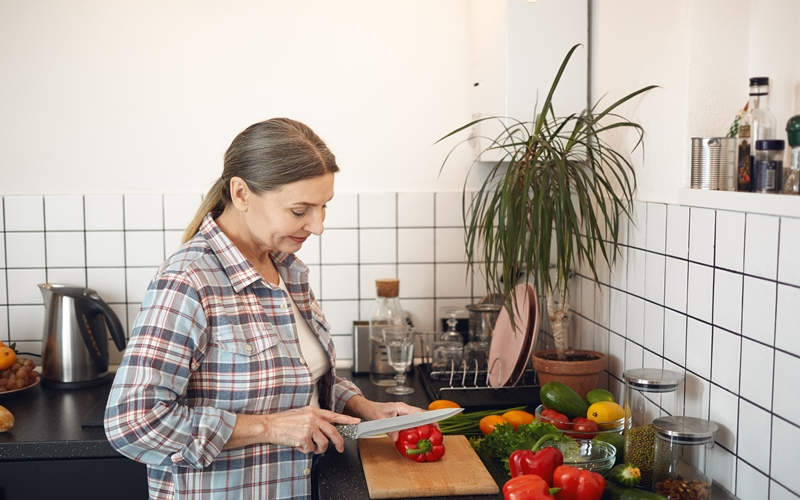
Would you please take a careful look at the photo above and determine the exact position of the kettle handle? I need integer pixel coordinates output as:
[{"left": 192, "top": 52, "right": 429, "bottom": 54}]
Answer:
[{"left": 83, "top": 293, "right": 127, "bottom": 352}]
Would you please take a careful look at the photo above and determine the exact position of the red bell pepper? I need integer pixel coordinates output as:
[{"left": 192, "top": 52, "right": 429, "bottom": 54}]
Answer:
[
  {"left": 552, "top": 465, "right": 605, "bottom": 500},
  {"left": 540, "top": 408, "right": 571, "bottom": 431},
  {"left": 508, "top": 433, "right": 564, "bottom": 486},
  {"left": 394, "top": 424, "right": 446, "bottom": 463},
  {"left": 503, "top": 474, "right": 561, "bottom": 500},
  {"left": 569, "top": 417, "right": 599, "bottom": 439}
]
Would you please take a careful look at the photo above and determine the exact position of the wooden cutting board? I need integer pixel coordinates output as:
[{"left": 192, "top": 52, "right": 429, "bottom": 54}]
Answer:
[{"left": 359, "top": 435, "right": 500, "bottom": 499}]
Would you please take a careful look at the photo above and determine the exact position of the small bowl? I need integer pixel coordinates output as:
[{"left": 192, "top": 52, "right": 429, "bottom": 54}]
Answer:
[
  {"left": 543, "top": 439, "right": 616, "bottom": 474},
  {"left": 535, "top": 404, "right": 624, "bottom": 439}
]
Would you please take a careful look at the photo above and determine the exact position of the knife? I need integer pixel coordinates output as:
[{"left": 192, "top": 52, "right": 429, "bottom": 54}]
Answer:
[{"left": 335, "top": 407, "right": 463, "bottom": 439}]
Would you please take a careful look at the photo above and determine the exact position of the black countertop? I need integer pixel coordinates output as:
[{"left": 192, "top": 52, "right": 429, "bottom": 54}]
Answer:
[
  {"left": 0, "top": 368, "right": 738, "bottom": 500},
  {"left": 0, "top": 378, "right": 116, "bottom": 461}
]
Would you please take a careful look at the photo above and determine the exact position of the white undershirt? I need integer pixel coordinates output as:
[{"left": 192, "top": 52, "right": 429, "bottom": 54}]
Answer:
[{"left": 278, "top": 277, "right": 330, "bottom": 408}]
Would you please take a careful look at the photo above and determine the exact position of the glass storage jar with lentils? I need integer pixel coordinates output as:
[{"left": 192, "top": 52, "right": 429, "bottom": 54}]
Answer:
[
  {"left": 653, "top": 416, "right": 718, "bottom": 500},
  {"left": 623, "top": 368, "right": 685, "bottom": 490}
]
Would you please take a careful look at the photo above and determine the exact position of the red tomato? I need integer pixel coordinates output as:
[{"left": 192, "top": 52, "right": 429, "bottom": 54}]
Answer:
[
  {"left": 541, "top": 408, "right": 571, "bottom": 431},
  {"left": 570, "top": 417, "right": 599, "bottom": 439}
]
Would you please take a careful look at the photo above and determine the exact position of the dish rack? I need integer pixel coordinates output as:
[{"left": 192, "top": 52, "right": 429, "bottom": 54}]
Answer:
[{"left": 417, "top": 333, "right": 542, "bottom": 411}]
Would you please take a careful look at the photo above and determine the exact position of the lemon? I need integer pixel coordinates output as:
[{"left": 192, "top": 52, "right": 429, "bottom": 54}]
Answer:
[{"left": 587, "top": 401, "right": 625, "bottom": 423}]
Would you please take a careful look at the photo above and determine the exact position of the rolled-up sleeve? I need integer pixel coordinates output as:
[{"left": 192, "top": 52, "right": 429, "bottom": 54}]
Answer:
[{"left": 104, "top": 274, "right": 235, "bottom": 469}]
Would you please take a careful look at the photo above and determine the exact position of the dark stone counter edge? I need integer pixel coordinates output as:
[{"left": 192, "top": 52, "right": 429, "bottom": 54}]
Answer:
[{"left": 0, "top": 440, "right": 121, "bottom": 461}]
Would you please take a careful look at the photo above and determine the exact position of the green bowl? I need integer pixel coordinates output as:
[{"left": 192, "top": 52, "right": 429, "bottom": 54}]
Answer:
[{"left": 543, "top": 438, "right": 617, "bottom": 475}]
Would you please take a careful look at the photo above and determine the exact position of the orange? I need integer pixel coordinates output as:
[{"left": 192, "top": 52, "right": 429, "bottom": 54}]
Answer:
[
  {"left": 428, "top": 399, "right": 461, "bottom": 411},
  {"left": 479, "top": 415, "right": 509, "bottom": 435},
  {"left": 0, "top": 348, "right": 16, "bottom": 371},
  {"left": 502, "top": 410, "right": 534, "bottom": 430}
]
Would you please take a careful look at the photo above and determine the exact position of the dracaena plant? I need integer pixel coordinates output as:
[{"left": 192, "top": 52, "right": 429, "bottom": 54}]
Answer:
[{"left": 438, "top": 44, "right": 655, "bottom": 361}]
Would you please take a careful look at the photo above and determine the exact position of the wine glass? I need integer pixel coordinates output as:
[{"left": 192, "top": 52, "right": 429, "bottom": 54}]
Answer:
[
  {"left": 439, "top": 306, "right": 466, "bottom": 343},
  {"left": 383, "top": 325, "right": 415, "bottom": 395}
]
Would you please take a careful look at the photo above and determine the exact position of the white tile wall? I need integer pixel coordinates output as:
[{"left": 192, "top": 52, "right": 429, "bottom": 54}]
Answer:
[
  {"left": 2, "top": 193, "right": 798, "bottom": 499},
  {"left": 566, "top": 200, "right": 800, "bottom": 500}
]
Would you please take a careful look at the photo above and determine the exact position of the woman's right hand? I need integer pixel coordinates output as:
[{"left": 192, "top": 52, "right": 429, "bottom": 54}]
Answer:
[{"left": 262, "top": 407, "right": 360, "bottom": 454}]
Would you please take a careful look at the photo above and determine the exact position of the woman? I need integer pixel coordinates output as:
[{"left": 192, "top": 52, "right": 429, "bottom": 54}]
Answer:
[{"left": 105, "top": 118, "right": 420, "bottom": 500}]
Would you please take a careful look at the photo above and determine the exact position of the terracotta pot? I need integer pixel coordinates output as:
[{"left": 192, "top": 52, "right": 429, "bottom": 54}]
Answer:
[{"left": 531, "top": 349, "right": 606, "bottom": 398}]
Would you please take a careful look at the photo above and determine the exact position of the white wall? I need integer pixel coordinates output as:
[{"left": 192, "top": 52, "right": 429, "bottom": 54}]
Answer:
[
  {"left": 0, "top": 0, "right": 476, "bottom": 194},
  {"left": 592, "top": 0, "right": 800, "bottom": 204}
]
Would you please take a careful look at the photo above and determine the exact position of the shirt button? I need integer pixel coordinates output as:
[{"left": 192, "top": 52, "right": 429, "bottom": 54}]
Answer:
[
  {"left": 280, "top": 303, "right": 289, "bottom": 310},
  {"left": 245, "top": 344, "right": 253, "bottom": 352},
  {"left": 303, "top": 468, "right": 311, "bottom": 476},
  {"left": 299, "top": 357, "right": 306, "bottom": 365}
]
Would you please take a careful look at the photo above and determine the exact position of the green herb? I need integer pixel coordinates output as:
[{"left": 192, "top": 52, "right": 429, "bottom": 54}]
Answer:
[{"left": 470, "top": 421, "right": 568, "bottom": 476}]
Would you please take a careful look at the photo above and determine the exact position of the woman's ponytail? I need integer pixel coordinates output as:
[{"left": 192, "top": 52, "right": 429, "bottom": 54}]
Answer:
[{"left": 182, "top": 177, "right": 227, "bottom": 243}]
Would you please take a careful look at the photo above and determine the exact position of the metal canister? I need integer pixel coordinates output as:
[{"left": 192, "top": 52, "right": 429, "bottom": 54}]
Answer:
[
  {"left": 466, "top": 303, "right": 501, "bottom": 342},
  {"left": 691, "top": 137, "right": 737, "bottom": 191}
]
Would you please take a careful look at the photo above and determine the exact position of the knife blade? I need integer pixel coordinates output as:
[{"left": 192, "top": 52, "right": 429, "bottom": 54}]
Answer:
[{"left": 336, "top": 407, "right": 463, "bottom": 439}]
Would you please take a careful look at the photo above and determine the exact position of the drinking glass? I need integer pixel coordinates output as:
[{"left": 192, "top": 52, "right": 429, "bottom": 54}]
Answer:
[{"left": 383, "top": 326, "right": 415, "bottom": 395}]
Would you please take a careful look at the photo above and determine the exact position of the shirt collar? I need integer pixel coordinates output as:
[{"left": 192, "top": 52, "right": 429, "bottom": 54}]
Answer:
[{"left": 198, "top": 213, "right": 309, "bottom": 292}]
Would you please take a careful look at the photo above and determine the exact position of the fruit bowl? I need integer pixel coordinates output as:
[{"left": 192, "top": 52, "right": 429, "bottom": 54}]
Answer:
[
  {"left": 543, "top": 438, "right": 617, "bottom": 475},
  {"left": 534, "top": 404, "right": 624, "bottom": 439}
]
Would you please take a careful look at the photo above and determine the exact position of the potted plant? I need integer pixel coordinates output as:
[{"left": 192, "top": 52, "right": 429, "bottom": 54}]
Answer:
[{"left": 438, "top": 44, "right": 655, "bottom": 397}]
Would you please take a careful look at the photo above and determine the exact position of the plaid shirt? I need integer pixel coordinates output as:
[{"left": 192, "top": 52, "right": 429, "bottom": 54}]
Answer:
[{"left": 105, "top": 213, "right": 362, "bottom": 500}]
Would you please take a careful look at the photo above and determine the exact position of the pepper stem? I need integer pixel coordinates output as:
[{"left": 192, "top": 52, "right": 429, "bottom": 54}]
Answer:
[
  {"left": 405, "top": 439, "right": 432, "bottom": 455},
  {"left": 531, "top": 433, "right": 561, "bottom": 452}
]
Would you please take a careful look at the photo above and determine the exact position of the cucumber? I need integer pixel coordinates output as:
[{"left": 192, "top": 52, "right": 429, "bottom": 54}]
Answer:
[
  {"left": 602, "top": 482, "right": 668, "bottom": 500},
  {"left": 592, "top": 432, "right": 625, "bottom": 465},
  {"left": 607, "top": 463, "right": 641, "bottom": 487},
  {"left": 539, "top": 381, "right": 590, "bottom": 419}
]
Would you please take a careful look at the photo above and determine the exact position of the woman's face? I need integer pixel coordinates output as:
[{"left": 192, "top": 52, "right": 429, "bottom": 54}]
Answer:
[{"left": 240, "top": 173, "right": 334, "bottom": 255}]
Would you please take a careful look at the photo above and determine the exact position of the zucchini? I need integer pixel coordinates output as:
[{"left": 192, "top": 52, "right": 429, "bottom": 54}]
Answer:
[
  {"left": 539, "top": 381, "right": 590, "bottom": 419},
  {"left": 607, "top": 463, "right": 641, "bottom": 487},
  {"left": 602, "top": 482, "right": 668, "bottom": 500}
]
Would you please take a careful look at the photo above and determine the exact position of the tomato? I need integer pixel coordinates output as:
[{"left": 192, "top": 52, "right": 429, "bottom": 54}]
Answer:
[
  {"left": 540, "top": 408, "right": 571, "bottom": 431},
  {"left": 570, "top": 417, "right": 599, "bottom": 439},
  {"left": 502, "top": 410, "right": 534, "bottom": 430},
  {"left": 428, "top": 399, "right": 461, "bottom": 411},
  {"left": 479, "top": 415, "right": 509, "bottom": 435}
]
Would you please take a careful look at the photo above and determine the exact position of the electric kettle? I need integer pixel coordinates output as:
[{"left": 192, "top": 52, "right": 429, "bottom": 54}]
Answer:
[{"left": 39, "top": 283, "right": 127, "bottom": 389}]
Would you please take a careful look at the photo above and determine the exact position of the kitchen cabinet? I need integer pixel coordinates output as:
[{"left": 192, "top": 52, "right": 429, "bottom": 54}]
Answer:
[
  {"left": 0, "top": 382, "right": 148, "bottom": 500},
  {"left": 468, "top": 0, "right": 588, "bottom": 162}
]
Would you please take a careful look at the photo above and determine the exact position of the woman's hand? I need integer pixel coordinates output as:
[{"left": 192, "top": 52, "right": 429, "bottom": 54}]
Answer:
[
  {"left": 226, "top": 407, "right": 360, "bottom": 454},
  {"left": 344, "top": 396, "right": 426, "bottom": 441}
]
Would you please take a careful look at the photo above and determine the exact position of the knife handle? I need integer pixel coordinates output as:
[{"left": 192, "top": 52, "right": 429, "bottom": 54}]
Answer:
[{"left": 334, "top": 424, "right": 359, "bottom": 439}]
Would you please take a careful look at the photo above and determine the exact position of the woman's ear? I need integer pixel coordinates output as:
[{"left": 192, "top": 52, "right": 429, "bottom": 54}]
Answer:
[{"left": 228, "top": 177, "right": 250, "bottom": 212}]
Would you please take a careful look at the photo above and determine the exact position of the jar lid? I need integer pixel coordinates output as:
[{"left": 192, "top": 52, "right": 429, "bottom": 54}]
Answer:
[
  {"left": 749, "top": 76, "right": 769, "bottom": 86},
  {"left": 653, "top": 416, "right": 718, "bottom": 444},
  {"left": 375, "top": 279, "right": 400, "bottom": 297},
  {"left": 623, "top": 368, "right": 685, "bottom": 392},
  {"left": 755, "top": 139, "right": 785, "bottom": 151}
]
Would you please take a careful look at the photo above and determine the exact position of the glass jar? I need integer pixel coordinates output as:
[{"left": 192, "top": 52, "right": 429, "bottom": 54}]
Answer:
[
  {"left": 369, "top": 279, "right": 406, "bottom": 386},
  {"left": 623, "top": 368, "right": 685, "bottom": 490},
  {"left": 753, "top": 139, "right": 785, "bottom": 193},
  {"left": 653, "top": 416, "right": 718, "bottom": 500}
]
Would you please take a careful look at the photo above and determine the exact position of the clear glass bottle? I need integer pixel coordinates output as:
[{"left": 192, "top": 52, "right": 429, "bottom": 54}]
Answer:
[
  {"left": 369, "top": 279, "right": 406, "bottom": 386},
  {"left": 783, "top": 115, "right": 800, "bottom": 195},
  {"left": 737, "top": 77, "right": 777, "bottom": 191},
  {"left": 653, "top": 416, "right": 718, "bottom": 500},
  {"left": 623, "top": 368, "right": 685, "bottom": 490},
  {"left": 753, "top": 140, "right": 785, "bottom": 193}
]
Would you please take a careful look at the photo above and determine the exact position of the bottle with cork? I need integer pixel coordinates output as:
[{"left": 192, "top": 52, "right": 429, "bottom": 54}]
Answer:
[{"left": 368, "top": 279, "right": 410, "bottom": 386}]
